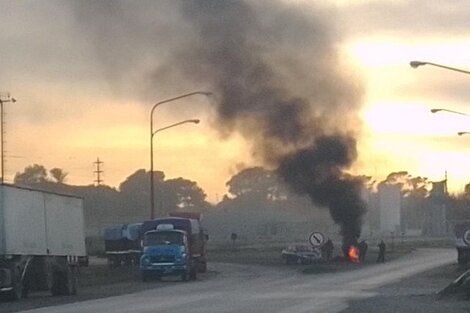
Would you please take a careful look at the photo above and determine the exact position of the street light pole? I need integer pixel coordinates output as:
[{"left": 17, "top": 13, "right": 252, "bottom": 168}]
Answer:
[
  {"left": 430, "top": 108, "right": 470, "bottom": 116},
  {"left": 0, "top": 93, "right": 16, "bottom": 184},
  {"left": 149, "top": 91, "right": 211, "bottom": 219},
  {"left": 410, "top": 61, "right": 470, "bottom": 76},
  {"left": 430, "top": 109, "right": 470, "bottom": 136}
]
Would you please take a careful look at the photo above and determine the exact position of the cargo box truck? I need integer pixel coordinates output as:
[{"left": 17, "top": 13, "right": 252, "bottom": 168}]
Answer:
[{"left": 0, "top": 184, "right": 86, "bottom": 300}]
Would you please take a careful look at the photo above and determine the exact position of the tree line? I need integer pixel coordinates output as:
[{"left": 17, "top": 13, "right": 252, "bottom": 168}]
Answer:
[{"left": 12, "top": 164, "right": 470, "bottom": 236}]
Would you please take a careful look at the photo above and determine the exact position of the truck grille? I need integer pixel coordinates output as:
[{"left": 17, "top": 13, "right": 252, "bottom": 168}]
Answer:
[{"left": 150, "top": 255, "right": 175, "bottom": 263}]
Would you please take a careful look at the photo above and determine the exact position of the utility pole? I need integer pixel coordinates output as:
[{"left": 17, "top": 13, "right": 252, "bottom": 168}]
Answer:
[
  {"left": 93, "top": 157, "right": 103, "bottom": 186},
  {"left": 0, "top": 93, "right": 16, "bottom": 184}
]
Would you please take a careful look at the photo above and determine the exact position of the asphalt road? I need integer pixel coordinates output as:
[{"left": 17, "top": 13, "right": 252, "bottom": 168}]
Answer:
[{"left": 18, "top": 248, "right": 455, "bottom": 313}]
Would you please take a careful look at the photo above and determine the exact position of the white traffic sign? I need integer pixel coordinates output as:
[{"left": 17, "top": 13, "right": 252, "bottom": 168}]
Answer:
[
  {"left": 463, "top": 230, "right": 470, "bottom": 245},
  {"left": 309, "top": 232, "right": 325, "bottom": 247}
]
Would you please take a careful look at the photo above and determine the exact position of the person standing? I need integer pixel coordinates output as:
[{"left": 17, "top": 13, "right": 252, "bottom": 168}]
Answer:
[
  {"left": 377, "top": 240, "right": 386, "bottom": 263},
  {"left": 358, "top": 240, "right": 368, "bottom": 262},
  {"left": 322, "top": 238, "right": 334, "bottom": 260}
]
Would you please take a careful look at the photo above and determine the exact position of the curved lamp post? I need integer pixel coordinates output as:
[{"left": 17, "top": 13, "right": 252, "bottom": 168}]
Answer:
[
  {"left": 150, "top": 118, "right": 200, "bottom": 219},
  {"left": 430, "top": 109, "right": 470, "bottom": 136},
  {"left": 410, "top": 61, "right": 470, "bottom": 76},
  {"left": 430, "top": 108, "right": 470, "bottom": 116},
  {"left": 149, "top": 91, "right": 211, "bottom": 219}
]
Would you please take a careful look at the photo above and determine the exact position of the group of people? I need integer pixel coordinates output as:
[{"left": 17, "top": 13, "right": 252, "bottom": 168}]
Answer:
[
  {"left": 321, "top": 238, "right": 387, "bottom": 263},
  {"left": 358, "top": 239, "right": 387, "bottom": 262}
]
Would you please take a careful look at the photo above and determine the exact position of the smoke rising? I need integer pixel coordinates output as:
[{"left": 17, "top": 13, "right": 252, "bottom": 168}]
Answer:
[
  {"left": 278, "top": 136, "right": 366, "bottom": 246},
  {"left": 174, "top": 0, "right": 366, "bottom": 244},
  {"left": 72, "top": 0, "right": 366, "bottom": 244}
]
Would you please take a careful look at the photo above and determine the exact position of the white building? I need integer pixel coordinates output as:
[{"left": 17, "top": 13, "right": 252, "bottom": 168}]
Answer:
[{"left": 378, "top": 184, "right": 401, "bottom": 235}]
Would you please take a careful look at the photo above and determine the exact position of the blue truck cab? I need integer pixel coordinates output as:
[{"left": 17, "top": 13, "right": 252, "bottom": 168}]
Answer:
[{"left": 140, "top": 224, "right": 195, "bottom": 281}]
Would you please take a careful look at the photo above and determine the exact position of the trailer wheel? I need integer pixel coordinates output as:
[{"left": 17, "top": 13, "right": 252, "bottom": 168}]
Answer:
[
  {"left": 64, "top": 266, "right": 78, "bottom": 295},
  {"left": 51, "top": 267, "right": 77, "bottom": 296},
  {"left": 6, "top": 267, "right": 23, "bottom": 301}
]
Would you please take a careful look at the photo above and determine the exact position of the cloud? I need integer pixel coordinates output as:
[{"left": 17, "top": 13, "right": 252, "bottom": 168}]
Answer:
[{"left": 341, "top": 0, "right": 470, "bottom": 37}]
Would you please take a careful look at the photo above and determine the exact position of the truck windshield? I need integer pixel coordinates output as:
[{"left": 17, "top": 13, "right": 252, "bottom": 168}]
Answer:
[{"left": 144, "top": 231, "right": 184, "bottom": 246}]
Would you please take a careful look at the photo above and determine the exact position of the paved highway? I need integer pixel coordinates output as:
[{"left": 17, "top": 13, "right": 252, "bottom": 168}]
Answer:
[{"left": 20, "top": 249, "right": 454, "bottom": 313}]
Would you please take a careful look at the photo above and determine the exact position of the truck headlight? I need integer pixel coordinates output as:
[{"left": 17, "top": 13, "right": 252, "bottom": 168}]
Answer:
[{"left": 175, "top": 253, "right": 186, "bottom": 263}]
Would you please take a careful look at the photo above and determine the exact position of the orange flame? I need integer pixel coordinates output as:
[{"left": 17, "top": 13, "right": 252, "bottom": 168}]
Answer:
[{"left": 348, "top": 246, "right": 360, "bottom": 263}]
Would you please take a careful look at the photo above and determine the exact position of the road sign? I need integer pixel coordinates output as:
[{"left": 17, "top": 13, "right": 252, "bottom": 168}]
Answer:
[
  {"left": 463, "top": 230, "right": 470, "bottom": 245},
  {"left": 309, "top": 232, "right": 325, "bottom": 247}
]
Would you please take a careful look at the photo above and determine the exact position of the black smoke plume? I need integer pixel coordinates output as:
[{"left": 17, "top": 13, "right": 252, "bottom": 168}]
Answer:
[
  {"left": 72, "top": 0, "right": 366, "bottom": 244},
  {"left": 278, "top": 136, "right": 366, "bottom": 247},
  {"left": 175, "top": 0, "right": 366, "bottom": 245}
]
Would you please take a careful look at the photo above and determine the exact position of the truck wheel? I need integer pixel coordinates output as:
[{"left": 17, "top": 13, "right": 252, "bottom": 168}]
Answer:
[
  {"left": 199, "top": 261, "right": 207, "bottom": 273},
  {"left": 65, "top": 266, "right": 78, "bottom": 295},
  {"left": 285, "top": 255, "right": 296, "bottom": 265},
  {"left": 51, "top": 267, "right": 77, "bottom": 296},
  {"left": 6, "top": 268, "right": 23, "bottom": 301},
  {"left": 189, "top": 268, "right": 197, "bottom": 280},
  {"left": 141, "top": 272, "right": 149, "bottom": 282},
  {"left": 181, "top": 272, "right": 189, "bottom": 282}
]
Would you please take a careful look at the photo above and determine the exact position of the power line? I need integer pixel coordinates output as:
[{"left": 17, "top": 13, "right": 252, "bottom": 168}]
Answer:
[{"left": 93, "top": 157, "right": 104, "bottom": 186}]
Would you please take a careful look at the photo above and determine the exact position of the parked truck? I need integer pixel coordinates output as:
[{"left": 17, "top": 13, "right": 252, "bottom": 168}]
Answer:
[
  {"left": 139, "top": 216, "right": 207, "bottom": 281},
  {"left": 0, "top": 184, "right": 86, "bottom": 300},
  {"left": 455, "top": 221, "right": 470, "bottom": 265},
  {"left": 104, "top": 223, "right": 142, "bottom": 267}
]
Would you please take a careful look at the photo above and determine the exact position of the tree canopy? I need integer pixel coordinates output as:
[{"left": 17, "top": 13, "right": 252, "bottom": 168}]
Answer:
[{"left": 14, "top": 164, "right": 50, "bottom": 185}]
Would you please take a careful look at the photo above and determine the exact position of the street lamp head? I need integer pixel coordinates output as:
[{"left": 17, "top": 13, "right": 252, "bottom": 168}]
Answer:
[
  {"left": 11, "top": 98, "right": 16, "bottom": 103},
  {"left": 410, "top": 61, "right": 427, "bottom": 68},
  {"left": 199, "top": 91, "right": 213, "bottom": 96},
  {"left": 430, "top": 109, "right": 441, "bottom": 113},
  {"left": 189, "top": 119, "right": 200, "bottom": 124},
  {"left": 458, "top": 132, "right": 469, "bottom": 136}
]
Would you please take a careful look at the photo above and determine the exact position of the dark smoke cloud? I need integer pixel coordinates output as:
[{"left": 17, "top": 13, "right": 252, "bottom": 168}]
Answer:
[
  {"left": 71, "top": 0, "right": 366, "bottom": 244},
  {"left": 172, "top": 0, "right": 366, "bottom": 244},
  {"left": 278, "top": 136, "right": 366, "bottom": 246}
]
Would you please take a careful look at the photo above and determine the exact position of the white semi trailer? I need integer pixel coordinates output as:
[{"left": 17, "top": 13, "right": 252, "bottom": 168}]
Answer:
[{"left": 0, "top": 184, "right": 86, "bottom": 300}]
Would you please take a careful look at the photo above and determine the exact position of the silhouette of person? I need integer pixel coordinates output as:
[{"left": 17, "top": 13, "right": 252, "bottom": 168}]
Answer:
[
  {"left": 358, "top": 240, "right": 368, "bottom": 262},
  {"left": 377, "top": 240, "right": 386, "bottom": 263},
  {"left": 322, "top": 238, "right": 334, "bottom": 260}
]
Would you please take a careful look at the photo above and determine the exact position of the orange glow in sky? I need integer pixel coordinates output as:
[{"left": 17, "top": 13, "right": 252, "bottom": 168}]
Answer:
[{"left": 2, "top": 1, "right": 470, "bottom": 202}]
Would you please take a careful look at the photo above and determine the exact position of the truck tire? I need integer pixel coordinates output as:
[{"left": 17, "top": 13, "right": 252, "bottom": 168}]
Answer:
[
  {"left": 199, "top": 261, "right": 207, "bottom": 273},
  {"left": 65, "top": 266, "right": 78, "bottom": 295},
  {"left": 51, "top": 267, "right": 77, "bottom": 296},
  {"left": 189, "top": 268, "right": 197, "bottom": 280},
  {"left": 6, "top": 267, "right": 23, "bottom": 301},
  {"left": 181, "top": 272, "right": 189, "bottom": 282},
  {"left": 141, "top": 271, "right": 149, "bottom": 282}
]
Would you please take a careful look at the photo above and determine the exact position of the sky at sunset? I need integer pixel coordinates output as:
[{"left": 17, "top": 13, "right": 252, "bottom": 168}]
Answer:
[{"left": 1, "top": 0, "right": 470, "bottom": 202}]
